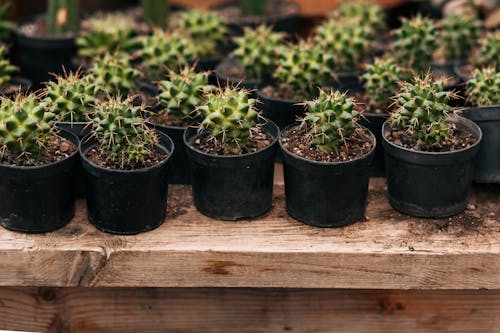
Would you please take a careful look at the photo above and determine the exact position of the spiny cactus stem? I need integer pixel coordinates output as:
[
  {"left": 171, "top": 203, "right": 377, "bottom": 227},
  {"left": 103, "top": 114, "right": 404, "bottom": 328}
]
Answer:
[
  {"left": 140, "top": 0, "right": 170, "bottom": 27},
  {"left": 47, "top": 0, "right": 78, "bottom": 35},
  {"left": 241, "top": 0, "right": 267, "bottom": 16}
]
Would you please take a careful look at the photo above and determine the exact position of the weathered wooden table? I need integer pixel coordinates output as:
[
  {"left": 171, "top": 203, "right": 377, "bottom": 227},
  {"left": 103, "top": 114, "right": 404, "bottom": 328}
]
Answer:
[{"left": 1, "top": 166, "right": 500, "bottom": 332}]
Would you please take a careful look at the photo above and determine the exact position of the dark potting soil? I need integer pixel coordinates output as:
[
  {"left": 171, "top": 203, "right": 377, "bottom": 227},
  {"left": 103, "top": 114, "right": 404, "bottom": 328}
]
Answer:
[
  {"left": 216, "top": 60, "right": 252, "bottom": 82},
  {"left": 353, "top": 92, "right": 391, "bottom": 115},
  {"left": 0, "top": 135, "right": 76, "bottom": 167},
  {"left": 215, "top": 1, "right": 298, "bottom": 23},
  {"left": 18, "top": 17, "right": 75, "bottom": 38},
  {"left": 261, "top": 84, "right": 302, "bottom": 101},
  {"left": 282, "top": 126, "right": 373, "bottom": 163},
  {"left": 86, "top": 146, "right": 167, "bottom": 170},
  {"left": 148, "top": 113, "right": 187, "bottom": 128},
  {"left": 191, "top": 125, "right": 272, "bottom": 156},
  {"left": 386, "top": 126, "right": 477, "bottom": 152},
  {"left": 455, "top": 64, "right": 474, "bottom": 81}
]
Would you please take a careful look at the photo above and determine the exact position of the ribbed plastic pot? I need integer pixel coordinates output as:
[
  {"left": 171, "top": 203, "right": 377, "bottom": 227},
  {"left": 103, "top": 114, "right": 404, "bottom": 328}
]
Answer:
[
  {"left": 382, "top": 117, "right": 482, "bottom": 218},
  {"left": 80, "top": 132, "right": 174, "bottom": 235},
  {"left": 280, "top": 124, "right": 376, "bottom": 228},
  {"left": 184, "top": 120, "right": 279, "bottom": 221},
  {"left": 462, "top": 105, "right": 500, "bottom": 183},
  {"left": 359, "top": 112, "right": 388, "bottom": 177},
  {"left": 0, "top": 129, "right": 79, "bottom": 234},
  {"left": 256, "top": 90, "right": 304, "bottom": 129}
]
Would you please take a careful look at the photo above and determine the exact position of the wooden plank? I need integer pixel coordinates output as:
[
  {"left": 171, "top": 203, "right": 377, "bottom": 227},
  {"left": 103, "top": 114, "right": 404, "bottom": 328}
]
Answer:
[
  {"left": 1, "top": 287, "right": 500, "bottom": 333},
  {"left": 0, "top": 165, "right": 499, "bottom": 289}
]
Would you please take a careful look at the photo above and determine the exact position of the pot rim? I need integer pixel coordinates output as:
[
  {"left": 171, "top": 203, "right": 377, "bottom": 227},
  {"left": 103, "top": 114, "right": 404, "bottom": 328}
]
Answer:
[{"left": 14, "top": 14, "right": 77, "bottom": 41}]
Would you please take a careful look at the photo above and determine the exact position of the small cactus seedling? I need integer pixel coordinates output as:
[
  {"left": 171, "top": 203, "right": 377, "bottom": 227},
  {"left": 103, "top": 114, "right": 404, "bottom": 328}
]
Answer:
[
  {"left": 390, "top": 74, "right": 458, "bottom": 149},
  {"left": 232, "top": 25, "right": 285, "bottom": 80},
  {"left": 439, "top": 14, "right": 481, "bottom": 62},
  {"left": 361, "top": 57, "right": 405, "bottom": 110},
  {"left": 177, "top": 9, "right": 228, "bottom": 57},
  {"left": 140, "top": 0, "right": 170, "bottom": 27},
  {"left": 197, "top": 86, "right": 259, "bottom": 154},
  {"left": 156, "top": 66, "right": 215, "bottom": 126},
  {"left": 303, "top": 90, "right": 360, "bottom": 153},
  {"left": 0, "top": 45, "right": 17, "bottom": 87},
  {"left": 0, "top": 94, "right": 55, "bottom": 161},
  {"left": 77, "top": 13, "right": 137, "bottom": 60},
  {"left": 47, "top": 0, "right": 78, "bottom": 35},
  {"left": 241, "top": 0, "right": 267, "bottom": 16},
  {"left": 315, "top": 17, "right": 370, "bottom": 73},
  {"left": 139, "top": 29, "right": 199, "bottom": 81},
  {"left": 273, "top": 40, "right": 332, "bottom": 100},
  {"left": 466, "top": 67, "right": 500, "bottom": 106},
  {"left": 90, "top": 53, "right": 139, "bottom": 96},
  {"left": 472, "top": 32, "right": 500, "bottom": 71},
  {"left": 44, "top": 70, "right": 99, "bottom": 123},
  {"left": 393, "top": 15, "right": 438, "bottom": 73},
  {"left": 0, "top": 2, "right": 13, "bottom": 41},
  {"left": 331, "top": 0, "right": 385, "bottom": 37},
  {"left": 91, "top": 95, "right": 158, "bottom": 168}
]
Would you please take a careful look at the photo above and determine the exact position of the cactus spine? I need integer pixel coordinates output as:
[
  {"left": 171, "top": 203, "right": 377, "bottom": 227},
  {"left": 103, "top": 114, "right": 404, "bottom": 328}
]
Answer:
[
  {"left": 472, "top": 32, "right": 500, "bottom": 71},
  {"left": 0, "top": 45, "right": 17, "bottom": 87},
  {"left": 241, "top": 0, "right": 267, "bottom": 16},
  {"left": 466, "top": 67, "right": 500, "bottom": 106},
  {"left": 440, "top": 14, "right": 481, "bottom": 62},
  {"left": 90, "top": 53, "right": 139, "bottom": 96},
  {"left": 140, "top": 0, "right": 170, "bottom": 27},
  {"left": 47, "top": 0, "right": 78, "bottom": 35}
]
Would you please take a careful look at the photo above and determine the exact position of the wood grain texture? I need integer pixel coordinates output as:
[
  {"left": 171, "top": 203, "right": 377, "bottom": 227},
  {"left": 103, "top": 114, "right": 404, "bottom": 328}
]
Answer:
[
  {"left": 2, "top": 287, "right": 500, "bottom": 333},
  {"left": 0, "top": 165, "right": 499, "bottom": 289}
]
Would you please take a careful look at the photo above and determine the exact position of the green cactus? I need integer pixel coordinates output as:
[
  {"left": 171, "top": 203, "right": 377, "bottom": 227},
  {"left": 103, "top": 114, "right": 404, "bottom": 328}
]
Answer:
[
  {"left": 138, "top": 29, "right": 199, "bottom": 82},
  {"left": 197, "top": 86, "right": 259, "bottom": 154},
  {"left": 91, "top": 96, "right": 158, "bottom": 168},
  {"left": 0, "top": 2, "right": 13, "bottom": 41},
  {"left": 273, "top": 40, "right": 332, "bottom": 100},
  {"left": 47, "top": 0, "right": 78, "bottom": 35},
  {"left": 394, "top": 15, "right": 438, "bottom": 73},
  {"left": 331, "top": 0, "right": 385, "bottom": 37},
  {"left": 315, "top": 17, "right": 370, "bottom": 73},
  {"left": 232, "top": 25, "right": 285, "bottom": 80},
  {"left": 302, "top": 90, "right": 360, "bottom": 153},
  {"left": 177, "top": 9, "right": 228, "bottom": 57},
  {"left": 466, "top": 67, "right": 500, "bottom": 106},
  {"left": 440, "top": 14, "right": 481, "bottom": 62},
  {"left": 90, "top": 53, "right": 139, "bottom": 96},
  {"left": 241, "top": 0, "right": 267, "bottom": 16},
  {"left": 140, "top": 0, "right": 170, "bottom": 27},
  {"left": 0, "top": 45, "right": 17, "bottom": 87},
  {"left": 390, "top": 74, "right": 458, "bottom": 149},
  {"left": 156, "top": 67, "right": 215, "bottom": 126},
  {"left": 361, "top": 57, "right": 405, "bottom": 110},
  {"left": 0, "top": 94, "right": 55, "bottom": 160},
  {"left": 472, "top": 32, "right": 500, "bottom": 71},
  {"left": 44, "top": 70, "right": 99, "bottom": 123},
  {"left": 77, "top": 13, "right": 138, "bottom": 60}
]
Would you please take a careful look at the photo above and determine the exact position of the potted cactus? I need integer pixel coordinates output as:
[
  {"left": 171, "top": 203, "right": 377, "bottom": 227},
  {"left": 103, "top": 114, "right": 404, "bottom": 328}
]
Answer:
[
  {"left": 147, "top": 66, "right": 214, "bottom": 184},
  {"left": 456, "top": 31, "right": 500, "bottom": 82},
  {"left": 257, "top": 40, "right": 332, "bottom": 129},
  {"left": 0, "top": 93, "right": 79, "bottom": 233},
  {"left": 14, "top": 0, "right": 79, "bottom": 87},
  {"left": 215, "top": 24, "right": 284, "bottom": 90},
  {"left": 280, "top": 90, "right": 375, "bottom": 227},
  {"left": 0, "top": 45, "right": 31, "bottom": 97},
  {"left": 184, "top": 86, "right": 279, "bottom": 220},
  {"left": 90, "top": 53, "right": 139, "bottom": 97},
  {"left": 462, "top": 67, "right": 500, "bottom": 183},
  {"left": 382, "top": 74, "right": 482, "bottom": 218},
  {"left": 80, "top": 95, "right": 173, "bottom": 235}
]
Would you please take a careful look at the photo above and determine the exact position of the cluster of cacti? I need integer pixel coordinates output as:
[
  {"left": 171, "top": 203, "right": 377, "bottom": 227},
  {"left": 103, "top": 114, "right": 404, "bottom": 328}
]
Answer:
[
  {"left": 466, "top": 67, "right": 500, "bottom": 106},
  {"left": 393, "top": 15, "right": 438, "bottom": 73},
  {"left": 390, "top": 74, "right": 457, "bottom": 149},
  {"left": 439, "top": 14, "right": 480, "bottom": 62},
  {"left": 177, "top": 9, "right": 227, "bottom": 57},
  {"left": 0, "top": 94, "right": 55, "bottom": 160},
  {"left": 90, "top": 53, "right": 139, "bottom": 96},
  {"left": 91, "top": 96, "right": 158, "bottom": 168},
  {"left": 331, "top": 1, "right": 384, "bottom": 37},
  {"left": 0, "top": 45, "right": 17, "bottom": 87},
  {"left": 232, "top": 25, "right": 285, "bottom": 80},
  {"left": 303, "top": 90, "right": 360, "bottom": 153},
  {"left": 314, "top": 18, "right": 370, "bottom": 73},
  {"left": 0, "top": 2, "right": 13, "bottom": 41},
  {"left": 47, "top": 0, "right": 78, "bottom": 35},
  {"left": 472, "top": 31, "right": 500, "bottom": 71},
  {"left": 157, "top": 67, "right": 215, "bottom": 126},
  {"left": 140, "top": 0, "right": 170, "bottom": 27},
  {"left": 361, "top": 57, "right": 405, "bottom": 110},
  {"left": 77, "top": 13, "right": 137, "bottom": 59},
  {"left": 198, "top": 86, "right": 259, "bottom": 154},
  {"left": 138, "top": 29, "right": 198, "bottom": 81},
  {"left": 273, "top": 41, "right": 332, "bottom": 99},
  {"left": 44, "top": 70, "right": 99, "bottom": 122}
]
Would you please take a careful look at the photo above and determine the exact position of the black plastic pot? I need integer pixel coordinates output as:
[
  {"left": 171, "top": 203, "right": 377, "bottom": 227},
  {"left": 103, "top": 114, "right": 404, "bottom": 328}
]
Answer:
[
  {"left": 280, "top": 124, "right": 375, "bottom": 228},
  {"left": 80, "top": 132, "right": 173, "bottom": 235},
  {"left": 196, "top": 56, "right": 223, "bottom": 72},
  {"left": 382, "top": 117, "right": 482, "bottom": 218},
  {"left": 214, "top": 59, "right": 261, "bottom": 92},
  {"left": 14, "top": 18, "right": 77, "bottom": 88},
  {"left": 0, "top": 129, "right": 79, "bottom": 234},
  {"left": 184, "top": 120, "right": 279, "bottom": 221},
  {"left": 256, "top": 89, "right": 304, "bottom": 129},
  {"left": 359, "top": 112, "right": 388, "bottom": 177},
  {"left": 462, "top": 106, "right": 500, "bottom": 183}
]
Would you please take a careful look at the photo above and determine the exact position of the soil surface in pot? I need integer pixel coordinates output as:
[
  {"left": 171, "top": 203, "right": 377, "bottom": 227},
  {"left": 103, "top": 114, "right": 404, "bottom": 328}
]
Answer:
[
  {"left": 456, "top": 64, "right": 474, "bottom": 81},
  {"left": 282, "top": 126, "right": 373, "bottom": 163},
  {"left": 215, "top": 1, "right": 298, "bottom": 23},
  {"left": 0, "top": 135, "right": 76, "bottom": 167},
  {"left": 261, "top": 84, "right": 304, "bottom": 101},
  {"left": 190, "top": 125, "right": 272, "bottom": 155},
  {"left": 353, "top": 92, "right": 391, "bottom": 115},
  {"left": 216, "top": 60, "right": 254, "bottom": 82},
  {"left": 148, "top": 113, "right": 187, "bottom": 128},
  {"left": 86, "top": 145, "right": 167, "bottom": 170},
  {"left": 18, "top": 17, "right": 75, "bottom": 38}
]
